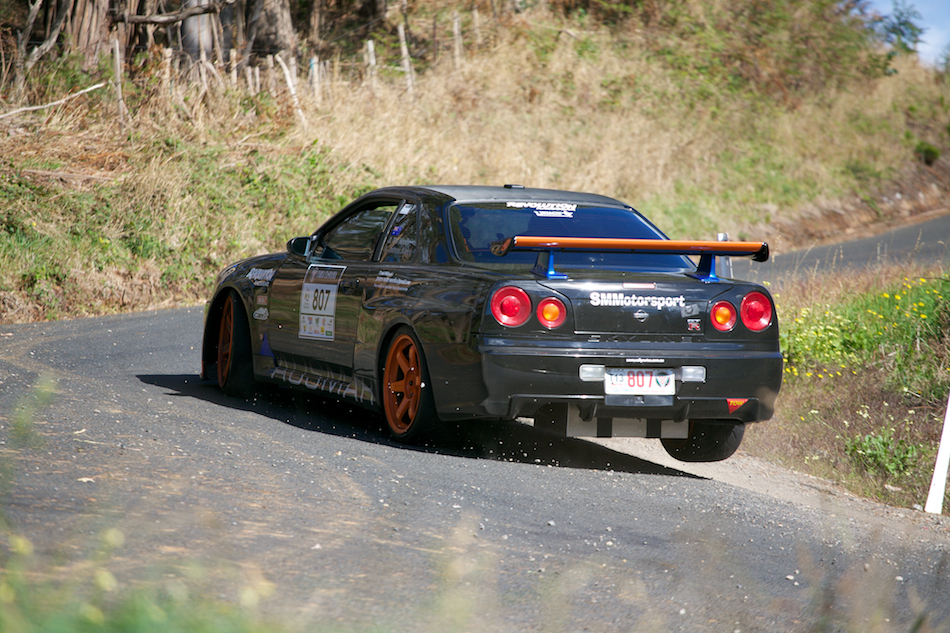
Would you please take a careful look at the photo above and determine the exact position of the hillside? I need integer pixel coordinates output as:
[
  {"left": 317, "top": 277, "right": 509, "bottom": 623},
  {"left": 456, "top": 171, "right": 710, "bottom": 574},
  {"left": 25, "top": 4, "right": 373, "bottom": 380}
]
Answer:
[{"left": 1, "top": 0, "right": 949, "bottom": 322}]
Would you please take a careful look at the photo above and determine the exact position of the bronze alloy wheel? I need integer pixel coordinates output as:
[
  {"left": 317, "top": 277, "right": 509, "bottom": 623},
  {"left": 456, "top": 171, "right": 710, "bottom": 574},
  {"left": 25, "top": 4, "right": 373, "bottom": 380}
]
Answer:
[
  {"left": 217, "top": 294, "right": 236, "bottom": 388},
  {"left": 215, "top": 291, "right": 256, "bottom": 397},
  {"left": 384, "top": 333, "right": 422, "bottom": 434},
  {"left": 382, "top": 329, "right": 437, "bottom": 441}
]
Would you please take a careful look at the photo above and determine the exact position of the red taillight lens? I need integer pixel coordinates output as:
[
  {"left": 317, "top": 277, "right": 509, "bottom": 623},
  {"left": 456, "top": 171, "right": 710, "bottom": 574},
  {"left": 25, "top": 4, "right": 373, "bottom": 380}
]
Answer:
[
  {"left": 491, "top": 286, "right": 532, "bottom": 327},
  {"left": 711, "top": 300, "right": 737, "bottom": 331},
  {"left": 536, "top": 297, "right": 567, "bottom": 329},
  {"left": 740, "top": 291, "right": 773, "bottom": 332}
]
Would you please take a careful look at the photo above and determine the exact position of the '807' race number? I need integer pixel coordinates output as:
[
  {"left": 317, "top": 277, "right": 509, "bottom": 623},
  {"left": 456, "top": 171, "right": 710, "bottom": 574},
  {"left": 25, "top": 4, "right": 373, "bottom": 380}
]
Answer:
[
  {"left": 604, "top": 368, "right": 675, "bottom": 395},
  {"left": 299, "top": 265, "right": 345, "bottom": 340}
]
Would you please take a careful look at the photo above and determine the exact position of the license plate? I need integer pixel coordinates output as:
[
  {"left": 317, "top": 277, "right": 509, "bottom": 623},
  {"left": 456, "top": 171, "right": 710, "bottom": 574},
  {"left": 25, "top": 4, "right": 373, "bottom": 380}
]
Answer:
[{"left": 604, "top": 368, "right": 675, "bottom": 395}]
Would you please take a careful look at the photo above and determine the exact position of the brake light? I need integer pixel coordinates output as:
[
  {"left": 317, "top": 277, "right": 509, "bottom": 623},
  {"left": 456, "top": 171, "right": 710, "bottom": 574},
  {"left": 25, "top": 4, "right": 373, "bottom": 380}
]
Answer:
[
  {"left": 740, "top": 291, "right": 773, "bottom": 331},
  {"left": 491, "top": 286, "right": 532, "bottom": 327},
  {"left": 536, "top": 297, "right": 567, "bottom": 329},
  {"left": 711, "top": 300, "right": 737, "bottom": 331}
]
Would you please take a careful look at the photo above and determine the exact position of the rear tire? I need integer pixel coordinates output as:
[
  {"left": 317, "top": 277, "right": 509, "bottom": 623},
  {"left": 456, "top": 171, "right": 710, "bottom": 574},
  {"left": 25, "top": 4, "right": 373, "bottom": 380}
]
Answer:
[
  {"left": 381, "top": 327, "right": 438, "bottom": 443},
  {"left": 217, "top": 291, "right": 256, "bottom": 398},
  {"left": 660, "top": 421, "right": 744, "bottom": 462}
]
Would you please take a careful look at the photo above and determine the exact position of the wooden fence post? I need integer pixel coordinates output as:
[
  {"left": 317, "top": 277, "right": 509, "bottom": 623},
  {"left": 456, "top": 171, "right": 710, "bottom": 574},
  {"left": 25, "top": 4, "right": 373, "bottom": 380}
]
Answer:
[
  {"left": 276, "top": 53, "right": 307, "bottom": 128},
  {"left": 473, "top": 7, "right": 482, "bottom": 46},
  {"left": 310, "top": 57, "right": 322, "bottom": 107},
  {"left": 365, "top": 40, "right": 377, "bottom": 90},
  {"left": 397, "top": 23, "right": 414, "bottom": 94},
  {"left": 266, "top": 55, "right": 276, "bottom": 96},
  {"left": 112, "top": 38, "right": 126, "bottom": 134},
  {"left": 452, "top": 11, "right": 463, "bottom": 71},
  {"left": 199, "top": 45, "right": 208, "bottom": 91},
  {"left": 162, "top": 47, "right": 172, "bottom": 99}
]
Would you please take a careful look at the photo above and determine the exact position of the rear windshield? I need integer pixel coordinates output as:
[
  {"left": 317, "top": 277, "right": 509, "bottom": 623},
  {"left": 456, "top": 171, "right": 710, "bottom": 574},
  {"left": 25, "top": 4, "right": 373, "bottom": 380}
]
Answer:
[{"left": 447, "top": 202, "right": 694, "bottom": 272}]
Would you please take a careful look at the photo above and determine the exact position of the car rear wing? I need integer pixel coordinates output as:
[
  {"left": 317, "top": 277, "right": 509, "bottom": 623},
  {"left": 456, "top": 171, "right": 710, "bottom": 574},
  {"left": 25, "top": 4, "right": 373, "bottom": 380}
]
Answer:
[{"left": 489, "top": 236, "right": 769, "bottom": 281}]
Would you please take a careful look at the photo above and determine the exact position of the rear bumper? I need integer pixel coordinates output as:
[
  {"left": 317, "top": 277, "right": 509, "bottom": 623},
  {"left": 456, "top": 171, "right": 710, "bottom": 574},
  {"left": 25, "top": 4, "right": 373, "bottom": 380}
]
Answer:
[{"left": 477, "top": 338, "right": 783, "bottom": 425}]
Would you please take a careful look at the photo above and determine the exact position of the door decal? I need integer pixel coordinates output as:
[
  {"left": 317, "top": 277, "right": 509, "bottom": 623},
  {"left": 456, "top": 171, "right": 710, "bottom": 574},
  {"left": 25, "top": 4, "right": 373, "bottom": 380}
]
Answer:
[{"left": 300, "top": 265, "right": 346, "bottom": 340}]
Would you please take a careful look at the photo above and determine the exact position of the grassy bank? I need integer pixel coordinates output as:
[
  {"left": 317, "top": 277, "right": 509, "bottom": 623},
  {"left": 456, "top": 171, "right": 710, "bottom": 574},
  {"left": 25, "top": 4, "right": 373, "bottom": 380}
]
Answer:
[
  {"left": 2, "top": 3, "right": 949, "bottom": 322},
  {"left": 748, "top": 263, "right": 950, "bottom": 509}
]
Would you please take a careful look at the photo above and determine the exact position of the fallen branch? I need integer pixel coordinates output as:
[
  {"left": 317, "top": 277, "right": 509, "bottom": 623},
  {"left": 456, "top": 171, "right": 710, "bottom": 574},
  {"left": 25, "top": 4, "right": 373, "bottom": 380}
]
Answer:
[
  {"left": 112, "top": 0, "right": 234, "bottom": 26},
  {"left": 21, "top": 169, "right": 116, "bottom": 182},
  {"left": 0, "top": 82, "right": 106, "bottom": 120}
]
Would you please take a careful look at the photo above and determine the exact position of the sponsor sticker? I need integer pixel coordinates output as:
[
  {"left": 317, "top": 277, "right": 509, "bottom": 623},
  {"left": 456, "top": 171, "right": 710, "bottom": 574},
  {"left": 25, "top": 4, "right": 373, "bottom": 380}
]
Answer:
[
  {"left": 253, "top": 307, "right": 269, "bottom": 320},
  {"left": 373, "top": 270, "right": 411, "bottom": 292},
  {"left": 300, "top": 265, "right": 345, "bottom": 340},
  {"left": 727, "top": 398, "right": 749, "bottom": 413},
  {"left": 505, "top": 201, "right": 576, "bottom": 217},
  {"left": 246, "top": 267, "right": 276, "bottom": 286},
  {"left": 589, "top": 292, "right": 686, "bottom": 308}
]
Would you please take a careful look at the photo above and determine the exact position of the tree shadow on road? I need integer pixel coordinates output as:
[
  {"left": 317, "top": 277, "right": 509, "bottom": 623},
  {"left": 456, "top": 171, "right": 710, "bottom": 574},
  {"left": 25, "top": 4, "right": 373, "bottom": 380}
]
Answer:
[{"left": 137, "top": 373, "right": 699, "bottom": 480}]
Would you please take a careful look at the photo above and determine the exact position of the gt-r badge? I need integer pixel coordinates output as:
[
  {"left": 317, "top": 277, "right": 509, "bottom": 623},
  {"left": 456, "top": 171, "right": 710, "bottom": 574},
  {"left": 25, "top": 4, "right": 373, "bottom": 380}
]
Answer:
[{"left": 728, "top": 398, "right": 749, "bottom": 413}]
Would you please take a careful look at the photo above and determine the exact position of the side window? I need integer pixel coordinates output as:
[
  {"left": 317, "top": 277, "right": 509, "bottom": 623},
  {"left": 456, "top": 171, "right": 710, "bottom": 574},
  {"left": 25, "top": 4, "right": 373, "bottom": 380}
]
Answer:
[
  {"left": 420, "top": 205, "right": 449, "bottom": 264},
  {"left": 318, "top": 205, "right": 395, "bottom": 261},
  {"left": 379, "top": 203, "right": 417, "bottom": 263}
]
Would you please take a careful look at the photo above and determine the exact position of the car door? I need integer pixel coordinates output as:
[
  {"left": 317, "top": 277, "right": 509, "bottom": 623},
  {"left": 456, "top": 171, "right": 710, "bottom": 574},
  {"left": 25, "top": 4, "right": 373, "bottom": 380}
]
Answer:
[{"left": 267, "top": 198, "right": 401, "bottom": 380}]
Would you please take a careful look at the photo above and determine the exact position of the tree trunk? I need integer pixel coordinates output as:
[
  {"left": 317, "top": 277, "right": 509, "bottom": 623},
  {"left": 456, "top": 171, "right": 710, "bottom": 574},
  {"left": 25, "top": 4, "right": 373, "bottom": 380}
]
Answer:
[
  {"left": 13, "top": 0, "right": 72, "bottom": 101},
  {"left": 308, "top": 0, "right": 322, "bottom": 49},
  {"left": 68, "top": 0, "right": 110, "bottom": 69},
  {"left": 182, "top": 0, "right": 214, "bottom": 61},
  {"left": 255, "top": 0, "right": 296, "bottom": 57}
]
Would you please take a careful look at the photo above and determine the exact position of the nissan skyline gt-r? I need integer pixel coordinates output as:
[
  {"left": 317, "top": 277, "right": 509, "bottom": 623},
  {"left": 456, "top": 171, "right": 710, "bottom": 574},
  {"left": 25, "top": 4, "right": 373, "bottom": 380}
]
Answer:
[{"left": 200, "top": 185, "right": 782, "bottom": 462}]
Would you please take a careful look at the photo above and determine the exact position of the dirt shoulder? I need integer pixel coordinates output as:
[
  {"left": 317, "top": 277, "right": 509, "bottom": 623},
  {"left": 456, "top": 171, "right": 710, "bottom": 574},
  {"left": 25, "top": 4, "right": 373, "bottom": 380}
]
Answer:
[{"left": 595, "top": 436, "right": 950, "bottom": 544}]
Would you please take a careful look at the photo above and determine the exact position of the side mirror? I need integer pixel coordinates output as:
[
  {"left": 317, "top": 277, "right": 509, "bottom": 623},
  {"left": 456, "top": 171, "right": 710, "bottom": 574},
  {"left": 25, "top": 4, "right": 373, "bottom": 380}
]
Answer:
[{"left": 287, "top": 236, "right": 311, "bottom": 257}]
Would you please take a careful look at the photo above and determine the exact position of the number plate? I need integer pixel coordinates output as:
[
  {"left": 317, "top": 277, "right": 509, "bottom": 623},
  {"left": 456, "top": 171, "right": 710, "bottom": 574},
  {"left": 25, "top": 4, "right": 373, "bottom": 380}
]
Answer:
[{"left": 604, "top": 368, "right": 675, "bottom": 396}]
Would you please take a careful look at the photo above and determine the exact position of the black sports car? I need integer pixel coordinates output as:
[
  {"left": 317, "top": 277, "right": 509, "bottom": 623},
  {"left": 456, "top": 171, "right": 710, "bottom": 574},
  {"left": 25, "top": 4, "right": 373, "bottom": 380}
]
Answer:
[{"left": 201, "top": 185, "right": 782, "bottom": 462}]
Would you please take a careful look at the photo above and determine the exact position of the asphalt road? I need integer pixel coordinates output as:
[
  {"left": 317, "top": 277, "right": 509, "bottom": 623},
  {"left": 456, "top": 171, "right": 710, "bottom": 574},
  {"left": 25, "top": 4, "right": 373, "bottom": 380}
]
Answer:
[
  {"left": 732, "top": 212, "right": 950, "bottom": 282},
  {"left": 2, "top": 304, "right": 949, "bottom": 632}
]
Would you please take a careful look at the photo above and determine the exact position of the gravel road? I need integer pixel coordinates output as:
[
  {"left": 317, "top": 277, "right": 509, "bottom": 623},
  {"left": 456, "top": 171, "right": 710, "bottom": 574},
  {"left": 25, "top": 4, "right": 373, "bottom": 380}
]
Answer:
[{"left": 2, "top": 307, "right": 950, "bottom": 632}]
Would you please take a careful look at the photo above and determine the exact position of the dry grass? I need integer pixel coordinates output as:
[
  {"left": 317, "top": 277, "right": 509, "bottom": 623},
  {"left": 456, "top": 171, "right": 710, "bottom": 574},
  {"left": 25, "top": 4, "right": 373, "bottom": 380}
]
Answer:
[
  {"left": 0, "top": 4, "right": 948, "bottom": 322},
  {"left": 746, "top": 261, "right": 950, "bottom": 508}
]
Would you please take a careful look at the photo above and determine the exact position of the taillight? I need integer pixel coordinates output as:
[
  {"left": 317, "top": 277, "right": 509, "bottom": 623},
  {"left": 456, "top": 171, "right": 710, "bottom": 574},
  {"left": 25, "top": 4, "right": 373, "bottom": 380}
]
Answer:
[
  {"left": 536, "top": 297, "right": 567, "bottom": 329},
  {"left": 711, "top": 300, "right": 737, "bottom": 331},
  {"left": 491, "top": 286, "right": 532, "bottom": 327},
  {"left": 740, "top": 291, "right": 773, "bottom": 332}
]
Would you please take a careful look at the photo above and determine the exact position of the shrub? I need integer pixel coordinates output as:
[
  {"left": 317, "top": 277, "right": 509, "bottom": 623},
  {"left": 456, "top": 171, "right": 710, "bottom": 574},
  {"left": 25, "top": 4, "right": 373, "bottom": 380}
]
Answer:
[{"left": 914, "top": 141, "right": 940, "bottom": 165}]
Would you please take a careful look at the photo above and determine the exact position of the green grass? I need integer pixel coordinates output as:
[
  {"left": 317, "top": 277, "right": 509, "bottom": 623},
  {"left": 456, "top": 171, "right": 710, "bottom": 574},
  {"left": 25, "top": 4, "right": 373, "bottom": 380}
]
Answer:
[
  {"left": 0, "top": 541, "right": 289, "bottom": 633},
  {"left": 748, "top": 268, "right": 950, "bottom": 508}
]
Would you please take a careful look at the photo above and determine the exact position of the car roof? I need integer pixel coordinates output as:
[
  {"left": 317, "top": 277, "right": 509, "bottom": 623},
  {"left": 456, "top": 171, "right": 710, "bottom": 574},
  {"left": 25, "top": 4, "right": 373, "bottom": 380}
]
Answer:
[{"left": 382, "top": 185, "right": 631, "bottom": 209}]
